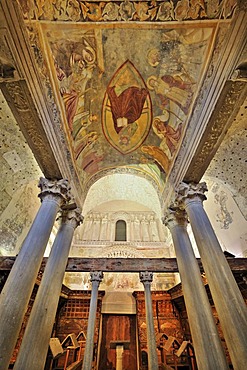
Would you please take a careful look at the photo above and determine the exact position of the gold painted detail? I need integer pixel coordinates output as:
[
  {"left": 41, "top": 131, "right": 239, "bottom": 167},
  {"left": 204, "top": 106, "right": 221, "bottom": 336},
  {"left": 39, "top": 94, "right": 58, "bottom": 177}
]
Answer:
[
  {"left": 186, "top": 81, "right": 247, "bottom": 182},
  {"left": 2, "top": 80, "right": 61, "bottom": 179},
  {"left": 17, "top": 0, "right": 237, "bottom": 22}
]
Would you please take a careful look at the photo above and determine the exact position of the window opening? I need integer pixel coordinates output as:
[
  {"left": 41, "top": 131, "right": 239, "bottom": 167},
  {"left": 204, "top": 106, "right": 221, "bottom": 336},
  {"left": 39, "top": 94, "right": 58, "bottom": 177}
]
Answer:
[{"left": 115, "top": 220, "right": 127, "bottom": 241}]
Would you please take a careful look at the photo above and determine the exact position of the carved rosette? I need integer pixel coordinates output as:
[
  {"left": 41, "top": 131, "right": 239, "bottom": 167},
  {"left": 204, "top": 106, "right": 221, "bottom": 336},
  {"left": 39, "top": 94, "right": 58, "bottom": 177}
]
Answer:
[
  {"left": 38, "top": 177, "right": 71, "bottom": 206},
  {"left": 176, "top": 182, "right": 207, "bottom": 208},
  {"left": 140, "top": 271, "right": 153, "bottom": 286},
  {"left": 60, "top": 207, "right": 83, "bottom": 229},
  {"left": 162, "top": 208, "right": 188, "bottom": 229}
]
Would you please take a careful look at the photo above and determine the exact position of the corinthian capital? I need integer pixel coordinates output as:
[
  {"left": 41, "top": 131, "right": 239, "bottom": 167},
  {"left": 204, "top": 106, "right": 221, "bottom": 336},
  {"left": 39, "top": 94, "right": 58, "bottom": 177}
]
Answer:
[
  {"left": 38, "top": 177, "right": 71, "bottom": 206},
  {"left": 163, "top": 208, "right": 188, "bottom": 229},
  {"left": 175, "top": 182, "right": 207, "bottom": 206},
  {"left": 90, "top": 271, "right": 104, "bottom": 284},
  {"left": 140, "top": 271, "right": 153, "bottom": 285},
  {"left": 60, "top": 207, "right": 83, "bottom": 229}
]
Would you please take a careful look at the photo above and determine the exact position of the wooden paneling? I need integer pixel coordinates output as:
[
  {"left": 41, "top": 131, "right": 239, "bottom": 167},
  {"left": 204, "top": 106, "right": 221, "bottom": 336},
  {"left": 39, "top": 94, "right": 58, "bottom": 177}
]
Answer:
[{"left": 99, "top": 314, "right": 137, "bottom": 370}]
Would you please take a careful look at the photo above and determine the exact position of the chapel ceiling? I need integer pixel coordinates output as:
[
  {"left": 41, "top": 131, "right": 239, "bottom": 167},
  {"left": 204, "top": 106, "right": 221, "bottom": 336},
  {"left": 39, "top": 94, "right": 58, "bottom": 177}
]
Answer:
[{"left": 0, "top": 0, "right": 246, "bottom": 207}]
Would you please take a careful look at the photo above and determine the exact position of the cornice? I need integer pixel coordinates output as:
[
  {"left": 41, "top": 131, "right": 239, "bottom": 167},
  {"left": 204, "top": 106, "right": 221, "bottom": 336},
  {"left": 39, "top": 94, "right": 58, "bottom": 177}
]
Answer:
[
  {"left": 184, "top": 80, "right": 247, "bottom": 182},
  {"left": 0, "top": 80, "right": 61, "bottom": 179}
]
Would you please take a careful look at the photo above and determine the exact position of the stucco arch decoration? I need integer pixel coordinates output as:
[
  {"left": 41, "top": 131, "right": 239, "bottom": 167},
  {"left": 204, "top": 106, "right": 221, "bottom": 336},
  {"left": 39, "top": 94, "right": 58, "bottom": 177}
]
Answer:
[{"left": 82, "top": 173, "right": 162, "bottom": 218}]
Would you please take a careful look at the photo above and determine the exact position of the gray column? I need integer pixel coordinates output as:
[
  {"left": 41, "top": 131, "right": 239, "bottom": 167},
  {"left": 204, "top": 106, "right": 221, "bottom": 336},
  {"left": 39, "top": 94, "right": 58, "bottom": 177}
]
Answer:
[
  {"left": 163, "top": 209, "right": 228, "bottom": 370},
  {"left": 140, "top": 271, "right": 159, "bottom": 370},
  {"left": 176, "top": 182, "right": 247, "bottom": 370},
  {"left": 0, "top": 177, "right": 71, "bottom": 370},
  {"left": 82, "top": 271, "right": 103, "bottom": 370},
  {"left": 14, "top": 207, "right": 83, "bottom": 370}
]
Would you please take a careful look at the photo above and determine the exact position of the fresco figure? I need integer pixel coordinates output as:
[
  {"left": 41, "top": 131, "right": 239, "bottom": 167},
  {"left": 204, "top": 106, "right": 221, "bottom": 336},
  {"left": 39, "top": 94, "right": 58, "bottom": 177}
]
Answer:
[
  {"left": 52, "top": 37, "right": 97, "bottom": 136},
  {"left": 81, "top": 150, "right": 104, "bottom": 174},
  {"left": 147, "top": 74, "right": 192, "bottom": 115},
  {"left": 102, "top": 60, "right": 152, "bottom": 154},
  {"left": 152, "top": 116, "right": 182, "bottom": 157},
  {"left": 74, "top": 131, "right": 98, "bottom": 160},
  {"left": 107, "top": 85, "right": 148, "bottom": 134},
  {"left": 141, "top": 145, "right": 170, "bottom": 173}
]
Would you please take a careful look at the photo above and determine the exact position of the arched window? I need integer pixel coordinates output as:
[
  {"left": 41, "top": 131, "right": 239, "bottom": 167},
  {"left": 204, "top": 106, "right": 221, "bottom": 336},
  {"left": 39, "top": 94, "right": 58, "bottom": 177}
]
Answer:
[{"left": 115, "top": 220, "right": 127, "bottom": 241}]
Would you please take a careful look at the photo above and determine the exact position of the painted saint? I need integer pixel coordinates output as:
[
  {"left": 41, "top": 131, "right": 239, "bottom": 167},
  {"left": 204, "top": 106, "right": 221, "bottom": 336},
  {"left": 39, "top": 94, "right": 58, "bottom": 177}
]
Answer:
[{"left": 102, "top": 60, "right": 152, "bottom": 154}]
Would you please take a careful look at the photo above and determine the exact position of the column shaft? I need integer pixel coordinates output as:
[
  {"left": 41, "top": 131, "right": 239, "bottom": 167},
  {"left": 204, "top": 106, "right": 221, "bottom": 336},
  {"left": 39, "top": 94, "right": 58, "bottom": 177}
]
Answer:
[
  {"left": 0, "top": 178, "right": 70, "bottom": 370},
  {"left": 0, "top": 202, "right": 56, "bottom": 370},
  {"left": 82, "top": 272, "right": 103, "bottom": 370},
  {"left": 186, "top": 200, "right": 247, "bottom": 370},
  {"left": 116, "top": 345, "right": 124, "bottom": 370},
  {"left": 14, "top": 209, "right": 82, "bottom": 370},
  {"left": 164, "top": 211, "right": 228, "bottom": 370},
  {"left": 177, "top": 183, "right": 247, "bottom": 370},
  {"left": 140, "top": 272, "right": 159, "bottom": 370}
]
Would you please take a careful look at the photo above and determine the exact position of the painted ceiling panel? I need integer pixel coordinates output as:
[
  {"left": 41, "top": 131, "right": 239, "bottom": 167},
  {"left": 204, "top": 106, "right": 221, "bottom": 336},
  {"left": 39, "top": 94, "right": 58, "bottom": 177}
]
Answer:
[{"left": 39, "top": 22, "right": 215, "bottom": 190}]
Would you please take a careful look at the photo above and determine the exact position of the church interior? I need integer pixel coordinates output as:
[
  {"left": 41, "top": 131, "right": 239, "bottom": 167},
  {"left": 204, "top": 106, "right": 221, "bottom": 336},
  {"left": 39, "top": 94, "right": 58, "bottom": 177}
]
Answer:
[{"left": 0, "top": 0, "right": 247, "bottom": 369}]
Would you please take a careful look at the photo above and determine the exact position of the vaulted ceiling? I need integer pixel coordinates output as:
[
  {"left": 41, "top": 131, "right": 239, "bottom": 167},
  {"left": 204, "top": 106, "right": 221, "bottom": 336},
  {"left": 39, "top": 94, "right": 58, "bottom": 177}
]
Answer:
[{"left": 0, "top": 1, "right": 246, "bottom": 260}]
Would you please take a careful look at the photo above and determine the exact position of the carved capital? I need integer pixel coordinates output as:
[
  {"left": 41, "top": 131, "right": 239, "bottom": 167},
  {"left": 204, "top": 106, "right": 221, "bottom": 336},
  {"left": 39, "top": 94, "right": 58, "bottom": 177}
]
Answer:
[
  {"left": 163, "top": 208, "right": 188, "bottom": 229},
  {"left": 38, "top": 177, "right": 71, "bottom": 207},
  {"left": 60, "top": 207, "right": 83, "bottom": 229},
  {"left": 176, "top": 182, "right": 207, "bottom": 207},
  {"left": 140, "top": 271, "right": 153, "bottom": 285},
  {"left": 90, "top": 271, "right": 104, "bottom": 284}
]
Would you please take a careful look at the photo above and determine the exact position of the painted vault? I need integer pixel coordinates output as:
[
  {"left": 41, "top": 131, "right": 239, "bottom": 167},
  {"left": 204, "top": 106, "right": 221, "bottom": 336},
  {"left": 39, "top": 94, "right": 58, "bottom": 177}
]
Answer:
[{"left": 37, "top": 21, "right": 216, "bottom": 192}]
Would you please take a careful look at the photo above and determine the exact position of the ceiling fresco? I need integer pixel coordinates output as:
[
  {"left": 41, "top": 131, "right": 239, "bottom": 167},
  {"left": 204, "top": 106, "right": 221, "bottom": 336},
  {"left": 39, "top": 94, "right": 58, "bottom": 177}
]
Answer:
[
  {"left": 11, "top": 0, "right": 238, "bottom": 198},
  {"left": 37, "top": 22, "right": 215, "bottom": 189}
]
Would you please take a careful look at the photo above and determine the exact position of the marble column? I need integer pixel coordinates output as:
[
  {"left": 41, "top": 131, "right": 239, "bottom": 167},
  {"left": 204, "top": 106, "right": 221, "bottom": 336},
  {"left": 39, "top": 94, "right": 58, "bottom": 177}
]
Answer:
[
  {"left": 140, "top": 272, "right": 159, "bottom": 370},
  {"left": 0, "top": 177, "right": 71, "bottom": 370},
  {"left": 14, "top": 207, "right": 83, "bottom": 370},
  {"left": 163, "top": 209, "right": 228, "bottom": 370},
  {"left": 116, "top": 345, "right": 124, "bottom": 370},
  {"left": 176, "top": 182, "right": 247, "bottom": 370},
  {"left": 82, "top": 271, "right": 103, "bottom": 370}
]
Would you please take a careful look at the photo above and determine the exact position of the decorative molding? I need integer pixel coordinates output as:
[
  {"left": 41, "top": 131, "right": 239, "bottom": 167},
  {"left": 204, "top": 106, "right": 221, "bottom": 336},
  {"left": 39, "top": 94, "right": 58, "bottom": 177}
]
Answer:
[
  {"left": 17, "top": 0, "right": 237, "bottom": 23},
  {"left": 0, "top": 80, "right": 62, "bottom": 179},
  {"left": 0, "top": 28, "right": 20, "bottom": 81},
  {"left": 103, "top": 245, "right": 145, "bottom": 258},
  {"left": 184, "top": 80, "right": 247, "bottom": 182}
]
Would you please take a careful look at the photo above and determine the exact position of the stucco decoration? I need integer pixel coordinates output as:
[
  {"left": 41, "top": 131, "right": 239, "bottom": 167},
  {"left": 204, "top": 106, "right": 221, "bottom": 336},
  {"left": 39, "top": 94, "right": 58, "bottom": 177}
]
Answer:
[
  {"left": 205, "top": 99, "right": 247, "bottom": 219},
  {"left": 203, "top": 177, "right": 247, "bottom": 256},
  {"left": 63, "top": 270, "right": 176, "bottom": 292},
  {"left": 82, "top": 173, "right": 162, "bottom": 217},
  {"left": 0, "top": 91, "right": 43, "bottom": 255},
  {"left": 0, "top": 181, "right": 40, "bottom": 255}
]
